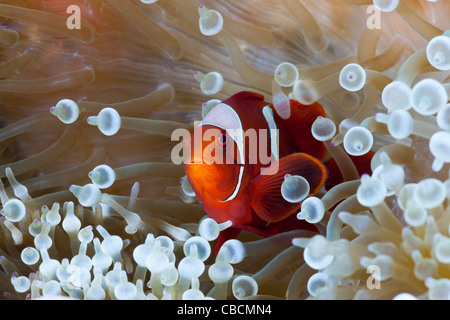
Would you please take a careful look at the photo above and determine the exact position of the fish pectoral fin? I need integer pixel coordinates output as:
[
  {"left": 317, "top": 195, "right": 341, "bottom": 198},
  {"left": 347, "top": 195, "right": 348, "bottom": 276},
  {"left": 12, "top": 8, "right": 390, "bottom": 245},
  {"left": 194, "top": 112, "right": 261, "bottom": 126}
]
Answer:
[{"left": 249, "top": 153, "right": 327, "bottom": 223}]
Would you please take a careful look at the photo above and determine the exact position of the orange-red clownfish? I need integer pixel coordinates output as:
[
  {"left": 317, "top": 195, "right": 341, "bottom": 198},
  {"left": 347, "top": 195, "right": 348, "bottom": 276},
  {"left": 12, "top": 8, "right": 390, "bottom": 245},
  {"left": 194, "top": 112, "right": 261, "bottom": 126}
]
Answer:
[{"left": 184, "top": 91, "right": 371, "bottom": 253}]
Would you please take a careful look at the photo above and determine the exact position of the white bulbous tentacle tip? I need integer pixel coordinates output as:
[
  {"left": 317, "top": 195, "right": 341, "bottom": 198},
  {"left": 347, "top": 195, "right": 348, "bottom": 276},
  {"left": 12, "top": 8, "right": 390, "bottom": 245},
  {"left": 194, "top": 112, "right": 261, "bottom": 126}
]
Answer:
[
  {"left": 381, "top": 81, "right": 412, "bottom": 111},
  {"left": 232, "top": 275, "right": 258, "bottom": 300},
  {"left": 297, "top": 197, "right": 325, "bottom": 224},
  {"left": 307, "top": 272, "right": 329, "bottom": 297},
  {"left": 182, "top": 286, "right": 205, "bottom": 300},
  {"left": 11, "top": 275, "right": 31, "bottom": 293},
  {"left": 429, "top": 131, "right": 450, "bottom": 172},
  {"left": 69, "top": 184, "right": 102, "bottom": 207},
  {"left": 160, "top": 263, "right": 179, "bottom": 287},
  {"left": 208, "top": 246, "right": 234, "bottom": 284},
  {"left": 357, "top": 174, "right": 387, "bottom": 207},
  {"left": 221, "top": 239, "right": 245, "bottom": 264},
  {"left": 293, "top": 79, "right": 319, "bottom": 105},
  {"left": 87, "top": 107, "right": 121, "bottom": 136},
  {"left": 1, "top": 198, "right": 26, "bottom": 222},
  {"left": 125, "top": 225, "right": 138, "bottom": 235},
  {"left": 436, "top": 104, "right": 450, "bottom": 130},
  {"left": 303, "top": 242, "right": 334, "bottom": 270},
  {"left": 98, "top": 227, "right": 123, "bottom": 261},
  {"left": 434, "top": 237, "right": 450, "bottom": 264},
  {"left": 178, "top": 244, "right": 205, "bottom": 280},
  {"left": 371, "top": 154, "right": 405, "bottom": 195},
  {"left": 89, "top": 164, "right": 116, "bottom": 189},
  {"left": 281, "top": 174, "right": 310, "bottom": 203},
  {"left": 413, "top": 178, "right": 446, "bottom": 210},
  {"left": 183, "top": 236, "right": 211, "bottom": 262},
  {"left": 50, "top": 99, "right": 80, "bottom": 124},
  {"left": 198, "top": 6, "right": 223, "bottom": 37},
  {"left": 198, "top": 217, "right": 231, "bottom": 241},
  {"left": 385, "top": 109, "right": 413, "bottom": 140},
  {"left": 343, "top": 126, "right": 373, "bottom": 156},
  {"left": 373, "top": 0, "right": 399, "bottom": 12},
  {"left": 21, "top": 247, "right": 40, "bottom": 265},
  {"left": 403, "top": 205, "right": 426, "bottom": 228},
  {"left": 146, "top": 242, "right": 170, "bottom": 274},
  {"left": 78, "top": 225, "right": 94, "bottom": 243},
  {"left": 426, "top": 35, "right": 450, "bottom": 71},
  {"left": 156, "top": 235, "right": 174, "bottom": 252},
  {"left": 114, "top": 271, "right": 137, "bottom": 300},
  {"left": 140, "top": 0, "right": 157, "bottom": 3},
  {"left": 339, "top": 63, "right": 366, "bottom": 92},
  {"left": 411, "top": 78, "right": 447, "bottom": 116},
  {"left": 274, "top": 62, "right": 299, "bottom": 87},
  {"left": 194, "top": 71, "right": 224, "bottom": 95},
  {"left": 46, "top": 202, "right": 61, "bottom": 226},
  {"left": 311, "top": 116, "right": 336, "bottom": 141},
  {"left": 132, "top": 235, "right": 154, "bottom": 267},
  {"left": 62, "top": 202, "right": 81, "bottom": 238}
]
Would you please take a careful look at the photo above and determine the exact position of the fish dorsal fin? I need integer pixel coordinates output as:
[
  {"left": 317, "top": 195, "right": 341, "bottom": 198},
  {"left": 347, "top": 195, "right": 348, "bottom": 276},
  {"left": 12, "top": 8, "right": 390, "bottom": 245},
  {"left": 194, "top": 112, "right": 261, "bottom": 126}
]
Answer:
[
  {"left": 249, "top": 153, "right": 327, "bottom": 223},
  {"left": 201, "top": 102, "right": 245, "bottom": 165}
]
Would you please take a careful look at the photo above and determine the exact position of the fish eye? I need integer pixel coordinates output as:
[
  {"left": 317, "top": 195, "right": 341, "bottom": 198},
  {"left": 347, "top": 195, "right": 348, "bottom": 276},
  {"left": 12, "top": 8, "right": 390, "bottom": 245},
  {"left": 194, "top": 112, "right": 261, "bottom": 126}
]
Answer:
[{"left": 216, "top": 131, "right": 227, "bottom": 147}]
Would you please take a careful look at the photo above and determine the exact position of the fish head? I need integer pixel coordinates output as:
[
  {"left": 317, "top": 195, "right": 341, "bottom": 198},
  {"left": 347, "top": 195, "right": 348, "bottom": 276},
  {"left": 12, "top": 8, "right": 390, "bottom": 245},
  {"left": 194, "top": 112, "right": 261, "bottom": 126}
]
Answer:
[{"left": 184, "top": 125, "right": 243, "bottom": 203}]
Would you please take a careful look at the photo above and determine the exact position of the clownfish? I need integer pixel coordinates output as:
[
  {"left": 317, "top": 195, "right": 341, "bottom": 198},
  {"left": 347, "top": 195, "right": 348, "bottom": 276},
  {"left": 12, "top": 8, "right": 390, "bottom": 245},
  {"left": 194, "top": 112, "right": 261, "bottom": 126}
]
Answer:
[{"left": 184, "top": 92, "right": 371, "bottom": 251}]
